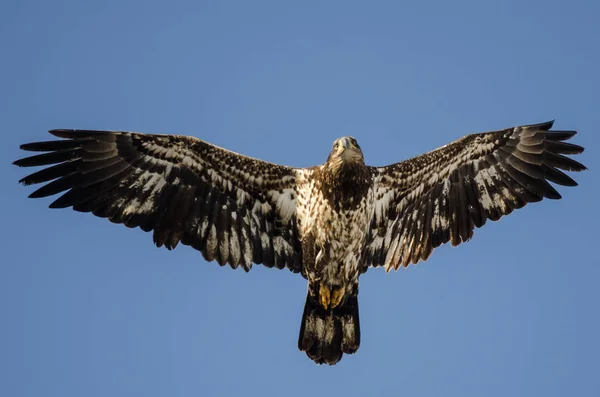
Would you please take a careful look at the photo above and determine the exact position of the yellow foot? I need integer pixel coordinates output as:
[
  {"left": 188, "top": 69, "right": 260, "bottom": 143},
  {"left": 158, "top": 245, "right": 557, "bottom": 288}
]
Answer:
[
  {"left": 330, "top": 287, "right": 345, "bottom": 308},
  {"left": 319, "top": 283, "right": 331, "bottom": 310}
]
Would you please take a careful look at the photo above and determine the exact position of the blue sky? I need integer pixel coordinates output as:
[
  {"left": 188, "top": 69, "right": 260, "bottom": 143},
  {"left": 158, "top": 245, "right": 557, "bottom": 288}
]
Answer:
[{"left": 2, "top": 1, "right": 598, "bottom": 396}]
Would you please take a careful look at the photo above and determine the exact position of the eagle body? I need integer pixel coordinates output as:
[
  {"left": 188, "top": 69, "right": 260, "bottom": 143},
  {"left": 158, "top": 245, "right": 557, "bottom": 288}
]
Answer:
[
  {"left": 15, "top": 121, "right": 586, "bottom": 365},
  {"left": 298, "top": 159, "right": 373, "bottom": 285},
  {"left": 296, "top": 148, "right": 374, "bottom": 363}
]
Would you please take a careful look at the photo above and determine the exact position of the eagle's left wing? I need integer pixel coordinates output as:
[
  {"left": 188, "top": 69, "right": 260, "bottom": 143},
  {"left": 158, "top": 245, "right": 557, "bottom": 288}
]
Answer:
[{"left": 363, "top": 121, "right": 586, "bottom": 271}]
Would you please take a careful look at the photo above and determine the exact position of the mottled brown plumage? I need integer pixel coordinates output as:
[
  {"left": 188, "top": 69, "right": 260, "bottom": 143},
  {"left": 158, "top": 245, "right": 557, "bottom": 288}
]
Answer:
[{"left": 15, "top": 121, "right": 586, "bottom": 365}]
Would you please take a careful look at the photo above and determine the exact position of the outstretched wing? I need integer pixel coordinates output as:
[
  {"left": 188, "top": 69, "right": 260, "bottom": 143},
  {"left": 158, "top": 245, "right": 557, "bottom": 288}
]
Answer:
[
  {"left": 364, "top": 121, "right": 586, "bottom": 271},
  {"left": 15, "top": 129, "right": 310, "bottom": 273}
]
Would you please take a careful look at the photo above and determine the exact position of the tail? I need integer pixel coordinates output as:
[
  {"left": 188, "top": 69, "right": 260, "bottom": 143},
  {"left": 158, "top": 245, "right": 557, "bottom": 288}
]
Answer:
[{"left": 297, "top": 287, "right": 360, "bottom": 365}]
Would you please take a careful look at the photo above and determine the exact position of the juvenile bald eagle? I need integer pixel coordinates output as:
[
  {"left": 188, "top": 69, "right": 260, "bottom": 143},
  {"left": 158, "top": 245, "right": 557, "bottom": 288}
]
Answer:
[{"left": 15, "top": 120, "right": 586, "bottom": 365}]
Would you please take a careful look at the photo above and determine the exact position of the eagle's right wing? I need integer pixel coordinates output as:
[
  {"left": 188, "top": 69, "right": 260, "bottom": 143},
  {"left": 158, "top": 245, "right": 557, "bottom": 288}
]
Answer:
[
  {"left": 15, "top": 129, "right": 312, "bottom": 273},
  {"left": 364, "top": 121, "right": 586, "bottom": 271}
]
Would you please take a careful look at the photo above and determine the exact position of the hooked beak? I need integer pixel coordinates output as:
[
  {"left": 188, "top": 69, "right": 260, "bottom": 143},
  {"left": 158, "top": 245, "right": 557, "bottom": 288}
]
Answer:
[{"left": 337, "top": 138, "right": 353, "bottom": 155}]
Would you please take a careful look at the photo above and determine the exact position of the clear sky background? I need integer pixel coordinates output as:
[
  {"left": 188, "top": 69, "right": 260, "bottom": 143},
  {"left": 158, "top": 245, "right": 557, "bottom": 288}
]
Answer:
[{"left": 1, "top": 1, "right": 598, "bottom": 396}]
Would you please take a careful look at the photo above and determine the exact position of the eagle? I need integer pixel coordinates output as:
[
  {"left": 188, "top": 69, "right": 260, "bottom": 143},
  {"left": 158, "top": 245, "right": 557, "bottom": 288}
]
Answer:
[{"left": 14, "top": 120, "right": 586, "bottom": 365}]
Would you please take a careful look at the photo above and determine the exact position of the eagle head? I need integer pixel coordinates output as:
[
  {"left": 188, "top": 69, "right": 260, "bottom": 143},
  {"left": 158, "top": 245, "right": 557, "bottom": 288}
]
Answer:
[{"left": 327, "top": 137, "right": 364, "bottom": 169}]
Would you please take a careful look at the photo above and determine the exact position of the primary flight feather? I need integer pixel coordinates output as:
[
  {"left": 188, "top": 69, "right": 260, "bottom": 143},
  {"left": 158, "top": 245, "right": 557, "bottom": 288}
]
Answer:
[{"left": 15, "top": 120, "right": 586, "bottom": 365}]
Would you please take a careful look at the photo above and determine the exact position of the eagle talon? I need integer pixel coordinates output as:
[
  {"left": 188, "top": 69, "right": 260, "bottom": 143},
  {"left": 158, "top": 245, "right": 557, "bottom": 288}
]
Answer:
[
  {"left": 319, "top": 283, "right": 331, "bottom": 309},
  {"left": 330, "top": 287, "right": 345, "bottom": 308}
]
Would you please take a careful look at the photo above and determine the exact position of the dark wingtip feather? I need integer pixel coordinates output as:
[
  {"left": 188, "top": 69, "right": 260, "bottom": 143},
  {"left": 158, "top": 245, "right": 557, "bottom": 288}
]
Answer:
[
  {"left": 27, "top": 175, "right": 74, "bottom": 199},
  {"left": 49, "top": 129, "right": 78, "bottom": 139},
  {"left": 17, "top": 160, "right": 79, "bottom": 186},
  {"left": 542, "top": 164, "right": 579, "bottom": 187},
  {"left": 13, "top": 158, "right": 31, "bottom": 167},
  {"left": 49, "top": 129, "right": 121, "bottom": 140},
  {"left": 49, "top": 195, "right": 74, "bottom": 208},
  {"left": 546, "top": 130, "right": 578, "bottom": 141},
  {"left": 543, "top": 149, "right": 587, "bottom": 173},
  {"left": 18, "top": 139, "right": 86, "bottom": 153},
  {"left": 526, "top": 120, "right": 555, "bottom": 131},
  {"left": 545, "top": 140, "right": 585, "bottom": 155},
  {"left": 537, "top": 179, "right": 562, "bottom": 200}
]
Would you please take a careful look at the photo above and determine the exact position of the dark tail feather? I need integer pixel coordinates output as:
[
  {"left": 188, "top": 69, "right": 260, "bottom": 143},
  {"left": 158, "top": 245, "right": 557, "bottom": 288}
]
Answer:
[{"left": 298, "top": 289, "right": 360, "bottom": 365}]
